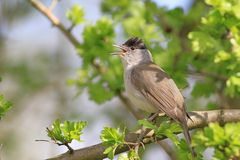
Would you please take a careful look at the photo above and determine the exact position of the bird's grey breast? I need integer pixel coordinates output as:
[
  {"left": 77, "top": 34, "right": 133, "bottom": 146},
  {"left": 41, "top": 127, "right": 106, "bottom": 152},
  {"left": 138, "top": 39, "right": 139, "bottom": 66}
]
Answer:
[{"left": 124, "top": 67, "right": 158, "bottom": 113}]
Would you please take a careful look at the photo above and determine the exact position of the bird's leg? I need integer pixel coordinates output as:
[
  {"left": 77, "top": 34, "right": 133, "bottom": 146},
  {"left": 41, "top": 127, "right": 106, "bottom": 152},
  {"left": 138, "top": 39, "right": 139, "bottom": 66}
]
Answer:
[
  {"left": 148, "top": 112, "right": 166, "bottom": 121},
  {"left": 134, "top": 112, "right": 165, "bottom": 155},
  {"left": 148, "top": 112, "right": 158, "bottom": 121},
  {"left": 158, "top": 112, "right": 166, "bottom": 117}
]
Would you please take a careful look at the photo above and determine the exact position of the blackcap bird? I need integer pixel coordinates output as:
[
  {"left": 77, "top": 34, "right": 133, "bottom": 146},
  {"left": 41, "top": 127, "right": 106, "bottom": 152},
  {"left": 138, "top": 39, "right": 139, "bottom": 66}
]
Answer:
[{"left": 114, "top": 37, "right": 195, "bottom": 156}]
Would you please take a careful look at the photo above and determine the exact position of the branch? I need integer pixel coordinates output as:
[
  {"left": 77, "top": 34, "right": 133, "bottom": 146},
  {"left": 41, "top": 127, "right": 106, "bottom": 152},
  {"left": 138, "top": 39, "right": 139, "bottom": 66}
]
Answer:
[
  {"left": 49, "top": 0, "right": 60, "bottom": 11},
  {"left": 188, "top": 69, "right": 228, "bottom": 81},
  {"left": 47, "top": 109, "right": 240, "bottom": 160},
  {"left": 29, "top": 0, "right": 80, "bottom": 47}
]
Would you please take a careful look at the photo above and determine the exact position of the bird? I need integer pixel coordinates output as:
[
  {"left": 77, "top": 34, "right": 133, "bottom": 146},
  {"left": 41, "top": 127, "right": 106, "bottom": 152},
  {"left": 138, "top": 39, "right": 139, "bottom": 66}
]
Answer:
[{"left": 113, "top": 37, "right": 195, "bottom": 156}]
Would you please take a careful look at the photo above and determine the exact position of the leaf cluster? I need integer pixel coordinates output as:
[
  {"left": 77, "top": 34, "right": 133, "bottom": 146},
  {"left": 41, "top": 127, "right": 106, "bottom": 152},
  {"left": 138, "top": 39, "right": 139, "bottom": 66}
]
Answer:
[
  {"left": 66, "top": 4, "right": 85, "bottom": 26},
  {"left": 100, "top": 127, "right": 126, "bottom": 159},
  {"left": 0, "top": 94, "right": 12, "bottom": 119},
  {"left": 193, "top": 122, "right": 240, "bottom": 159},
  {"left": 138, "top": 119, "right": 182, "bottom": 145},
  {"left": 47, "top": 119, "right": 87, "bottom": 144},
  {"left": 189, "top": 0, "right": 240, "bottom": 97},
  {"left": 66, "top": 7, "right": 123, "bottom": 103}
]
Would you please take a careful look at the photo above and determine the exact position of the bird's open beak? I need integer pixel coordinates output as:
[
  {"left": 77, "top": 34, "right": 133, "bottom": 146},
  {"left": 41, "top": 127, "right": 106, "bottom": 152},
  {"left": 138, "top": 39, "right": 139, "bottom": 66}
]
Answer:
[
  {"left": 113, "top": 44, "right": 126, "bottom": 51},
  {"left": 111, "top": 44, "right": 128, "bottom": 56}
]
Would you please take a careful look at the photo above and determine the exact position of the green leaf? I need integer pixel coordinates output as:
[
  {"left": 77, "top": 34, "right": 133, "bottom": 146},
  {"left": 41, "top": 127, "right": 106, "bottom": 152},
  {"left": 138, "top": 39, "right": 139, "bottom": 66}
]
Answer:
[
  {"left": 100, "top": 127, "right": 125, "bottom": 146},
  {"left": 165, "top": 8, "right": 185, "bottom": 30},
  {"left": 139, "top": 119, "right": 190, "bottom": 156},
  {"left": 214, "top": 50, "right": 231, "bottom": 63},
  {"left": 117, "top": 149, "right": 140, "bottom": 160},
  {"left": 104, "top": 145, "right": 118, "bottom": 160},
  {"left": 127, "top": 149, "right": 140, "bottom": 160},
  {"left": 70, "top": 17, "right": 118, "bottom": 104},
  {"left": 61, "top": 120, "right": 87, "bottom": 142},
  {"left": 191, "top": 81, "right": 216, "bottom": 97},
  {"left": 100, "top": 127, "right": 125, "bottom": 159},
  {"left": 206, "top": 102, "right": 218, "bottom": 110},
  {"left": 226, "top": 74, "right": 240, "bottom": 97},
  {"left": 66, "top": 4, "right": 85, "bottom": 25},
  {"left": 164, "top": 130, "right": 180, "bottom": 145},
  {"left": 188, "top": 31, "right": 220, "bottom": 53},
  {"left": 47, "top": 119, "right": 65, "bottom": 142},
  {"left": 81, "top": 18, "right": 115, "bottom": 61},
  {"left": 101, "top": 0, "right": 132, "bottom": 18},
  {"left": 209, "top": 123, "right": 225, "bottom": 145},
  {"left": 118, "top": 153, "right": 129, "bottom": 160},
  {"left": 156, "top": 121, "right": 182, "bottom": 135},
  {"left": 47, "top": 119, "right": 87, "bottom": 144},
  {"left": 0, "top": 95, "right": 12, "bottom": 119},
  {"left": 138, "top": 119, "right": 158, "bottom": 131},
  {"left": 139, "top": 119, "right": 182, "bottom": 146},
  {"left": 88, "top": 82, "right": 114, "bottom": 104},
  {"left": 193, "top": 122, "right": 240, "bottom": 159},
  {"left": 156, "top": 121, "right": 182, "bottom": 145},
  {"left": 176, "top": 139, "right": 194, "bottom": 160}
]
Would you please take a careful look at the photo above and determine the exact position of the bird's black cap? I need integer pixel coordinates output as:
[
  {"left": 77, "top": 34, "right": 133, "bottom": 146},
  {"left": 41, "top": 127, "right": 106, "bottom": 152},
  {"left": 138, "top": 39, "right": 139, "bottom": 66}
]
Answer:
[{"left": 123, "top": 37, "right": 147, "bottom": 49}]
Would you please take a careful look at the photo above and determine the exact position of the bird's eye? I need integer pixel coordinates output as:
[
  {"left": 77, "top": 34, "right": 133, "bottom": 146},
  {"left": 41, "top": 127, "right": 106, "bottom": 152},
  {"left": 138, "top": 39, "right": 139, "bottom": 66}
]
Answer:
[{"left": 130, "top": 47, "right": 134, "bottom": 50}]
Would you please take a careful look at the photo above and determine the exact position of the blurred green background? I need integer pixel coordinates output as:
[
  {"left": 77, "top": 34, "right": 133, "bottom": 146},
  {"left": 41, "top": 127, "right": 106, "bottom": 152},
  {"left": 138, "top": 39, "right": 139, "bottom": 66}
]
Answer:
[{"left": 0, "top": 0, "right": 240, "bottom": 159}]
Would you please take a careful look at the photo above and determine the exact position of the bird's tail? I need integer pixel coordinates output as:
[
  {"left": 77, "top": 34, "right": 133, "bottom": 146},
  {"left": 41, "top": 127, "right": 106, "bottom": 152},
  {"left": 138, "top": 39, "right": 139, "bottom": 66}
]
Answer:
[{"left": 182, "top": 121, "right": 196, "bottom": 157}]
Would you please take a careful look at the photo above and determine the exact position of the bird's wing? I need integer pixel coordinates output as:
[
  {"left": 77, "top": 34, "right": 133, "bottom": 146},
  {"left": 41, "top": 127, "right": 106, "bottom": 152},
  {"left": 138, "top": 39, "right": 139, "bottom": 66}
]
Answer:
[{"left": 131, "top": 62, "right": 185, "bottom": 122}]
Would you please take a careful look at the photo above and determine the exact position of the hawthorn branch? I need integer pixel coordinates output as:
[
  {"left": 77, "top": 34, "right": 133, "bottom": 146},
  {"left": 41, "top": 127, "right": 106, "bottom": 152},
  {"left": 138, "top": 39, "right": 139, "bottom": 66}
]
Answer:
[
  {"left": 29, "top": 0, "right": 80, "bottom": 47},
  {"left": 48, "top": 109, "right": 240, "bottom": 160},
  {"left": 188, "top": 69, "right": 228, "bottom": 81}
]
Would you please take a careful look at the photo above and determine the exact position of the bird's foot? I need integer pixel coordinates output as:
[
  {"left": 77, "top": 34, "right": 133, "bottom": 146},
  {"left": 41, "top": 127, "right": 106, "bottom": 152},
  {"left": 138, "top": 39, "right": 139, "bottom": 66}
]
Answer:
[{"left": 147, "top": 112, "right": 165, "bottom": 122}]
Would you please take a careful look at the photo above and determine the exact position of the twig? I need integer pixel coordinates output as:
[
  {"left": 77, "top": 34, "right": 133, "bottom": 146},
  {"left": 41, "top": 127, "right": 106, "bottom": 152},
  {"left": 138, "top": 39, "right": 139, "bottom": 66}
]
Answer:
[
  {"left": 43, "top": 128, "right": 74, "bottom": 154},
  {"left": 36, "top": 139, "right": 51, "bottom": 143},
  {"left": 29, "top": 0, "right": 80, "bottom": 47},
  {"left": 68, "top": 23, "right": 75, "bottom": 32},
  {"left": 36, "top": 139, "right": 74, "bottom": 154},
  {"left": 188, "top": 69, "right": 228, "bottom": 81},
  {"left": 49, "top": 0, "right": 59, "bottom": 11},
  {"left": 64, "top": 143, "right": 74, "bottom": 154},
  {"left": 47, "top": 109, "right": 240, "bottom": 160}
]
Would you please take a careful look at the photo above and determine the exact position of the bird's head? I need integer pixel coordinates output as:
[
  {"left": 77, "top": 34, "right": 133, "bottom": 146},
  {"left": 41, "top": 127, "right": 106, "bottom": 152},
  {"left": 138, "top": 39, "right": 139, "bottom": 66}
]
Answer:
[{"left": 113, "top": 37, "right": 153, "bottom": 68}]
